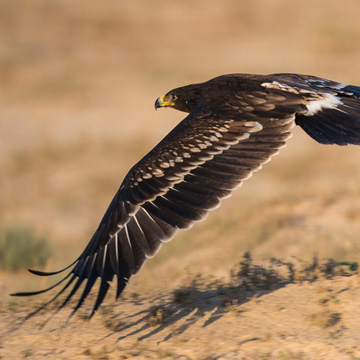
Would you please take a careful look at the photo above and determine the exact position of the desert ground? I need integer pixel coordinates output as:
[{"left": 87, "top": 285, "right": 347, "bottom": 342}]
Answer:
[{"left": 1, "top": 0, "right": 360, "bottom": 359}]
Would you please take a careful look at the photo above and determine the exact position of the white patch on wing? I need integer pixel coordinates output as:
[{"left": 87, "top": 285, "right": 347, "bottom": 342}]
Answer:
[
  {"left": 246, "top": 122, "right": 263, "bottom": 133},
  {"left": 305, "top": 93, "right": 343, "bottom": 116},
  {"left": 261, "top": 81, "right": 299, "bottom": 94}
]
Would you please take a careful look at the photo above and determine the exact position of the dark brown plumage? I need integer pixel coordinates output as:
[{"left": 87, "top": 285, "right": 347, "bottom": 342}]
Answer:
[{"left": 12, "top": 73, "right": 360, "bottom": 318}]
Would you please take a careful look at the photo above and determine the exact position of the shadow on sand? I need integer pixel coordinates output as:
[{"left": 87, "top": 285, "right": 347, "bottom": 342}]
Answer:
[
  {"left": 98, "top": 252, "right": 297, "bottom": 342},
  {"left": 7, "top": 252, "right": 357, "bottom": 344}
]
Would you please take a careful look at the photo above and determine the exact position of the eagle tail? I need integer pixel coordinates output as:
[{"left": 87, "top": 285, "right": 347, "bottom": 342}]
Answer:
[{"left": 296, "top": 87, "right": 360, "bottom": 145}]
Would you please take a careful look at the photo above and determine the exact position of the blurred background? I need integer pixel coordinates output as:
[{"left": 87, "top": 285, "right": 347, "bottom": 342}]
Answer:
[{"left": 1, "top": 0, "right": 360, "bottom": 299}]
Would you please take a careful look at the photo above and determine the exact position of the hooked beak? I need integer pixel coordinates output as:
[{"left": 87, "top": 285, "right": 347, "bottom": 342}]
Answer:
[{"left": 154, "top": 95, "right": 174, "bottom": 110}]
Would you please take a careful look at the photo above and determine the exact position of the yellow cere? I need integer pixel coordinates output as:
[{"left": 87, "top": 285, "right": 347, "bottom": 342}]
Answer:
[{"left": 159, "top": 94, "right": 175, "bottom": 107}]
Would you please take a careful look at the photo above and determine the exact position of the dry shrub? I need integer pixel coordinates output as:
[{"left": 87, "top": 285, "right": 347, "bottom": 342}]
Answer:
[
  {"left": 0, "top": 226, "right": 52, "bottom": 271},
  {"left": 171, "top": 252, "right": 358, "bottom": 312}
]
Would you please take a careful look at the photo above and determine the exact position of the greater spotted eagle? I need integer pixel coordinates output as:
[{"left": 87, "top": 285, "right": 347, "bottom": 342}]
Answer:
[{"left": 12, "top": 73, "right": 360, "bottom": 317}]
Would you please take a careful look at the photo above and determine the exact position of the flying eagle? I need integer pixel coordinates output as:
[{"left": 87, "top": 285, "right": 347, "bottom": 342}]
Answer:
[{"left": 12, "top": 73, "right": 360, "bottom": 317}]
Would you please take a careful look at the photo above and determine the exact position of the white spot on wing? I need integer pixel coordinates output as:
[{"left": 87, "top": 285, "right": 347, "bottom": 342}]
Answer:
[
  {"left": 238, "top": 133, "right": 251, "bottom": 140},
  {"left": 261, "top": 81, "right": 299, "bottom": 94},
  {"left": 159, "top": 162, "right": 170, "bottom": 168},
  {"left": 190, "top": 147, "right": 201, "bottom": 153},
  {"left": 245, "top": 122, "right": 263, "bottom": 133},
  {"left": 305, "top": 93, "right": 343, "bottom": 116},
  {"left": 152, "top": 168, "right": 164, "bottom": 177}
]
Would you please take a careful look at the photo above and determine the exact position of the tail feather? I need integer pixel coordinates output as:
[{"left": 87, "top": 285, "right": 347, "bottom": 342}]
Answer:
[{"left": 296, "top": 94, "right": 360, "bottom": 145}]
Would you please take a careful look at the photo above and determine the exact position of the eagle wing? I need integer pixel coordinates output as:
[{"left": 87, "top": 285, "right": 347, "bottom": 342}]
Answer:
[{"left": 11, "top": 86, "right": 310, "bottom": 317}]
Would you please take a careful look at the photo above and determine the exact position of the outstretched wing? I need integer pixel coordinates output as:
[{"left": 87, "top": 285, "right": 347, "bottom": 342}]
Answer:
[{"left": 12, "top": 87, "right": 307, "bottom": 317}]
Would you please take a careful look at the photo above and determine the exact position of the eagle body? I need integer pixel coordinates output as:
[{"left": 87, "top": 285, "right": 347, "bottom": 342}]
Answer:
[{"left": 13, "top": 73, "right": 360, "bottom": 317}]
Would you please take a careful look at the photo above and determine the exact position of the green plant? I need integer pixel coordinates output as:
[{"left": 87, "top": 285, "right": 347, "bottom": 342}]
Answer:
[{"left": 0, "top": 226, "right": 52, "bottom": 271}]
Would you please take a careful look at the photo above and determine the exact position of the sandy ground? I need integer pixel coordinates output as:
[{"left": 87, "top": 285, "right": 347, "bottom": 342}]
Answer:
[
  {"left": 1, "top": 1, "right": 360, "bottom": 359},
  {"left": 1, "top": 272, "right": 360, "bottom": 360}
]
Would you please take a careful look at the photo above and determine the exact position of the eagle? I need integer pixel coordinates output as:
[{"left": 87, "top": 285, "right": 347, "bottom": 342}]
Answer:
[{"left": 12, "top": 73, "right": 360, "bottom": 318}]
